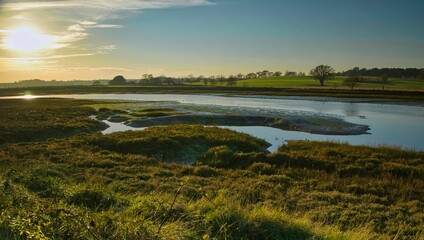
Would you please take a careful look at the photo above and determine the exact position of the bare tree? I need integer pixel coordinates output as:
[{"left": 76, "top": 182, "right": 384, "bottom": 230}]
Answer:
[{"left": 310, "top": 65, "right": 335, "bottom": 86}]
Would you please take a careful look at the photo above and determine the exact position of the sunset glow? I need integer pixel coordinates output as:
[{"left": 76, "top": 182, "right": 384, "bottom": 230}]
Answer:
[
  {"left": 0, "top": 0, "right": 423, "bottom": 82},
  {"left": 3, "top": 27, "right": 61, "bottom": 52}
]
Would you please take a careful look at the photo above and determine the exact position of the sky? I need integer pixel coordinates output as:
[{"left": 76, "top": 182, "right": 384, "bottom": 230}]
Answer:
[{"left": 0, "top": 0, "right": 423, "bottom": 82}]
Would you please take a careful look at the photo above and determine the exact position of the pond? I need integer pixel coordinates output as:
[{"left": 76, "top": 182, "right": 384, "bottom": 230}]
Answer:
[{"left": 6, "top": 93, "right": 424, "bottom": 151}]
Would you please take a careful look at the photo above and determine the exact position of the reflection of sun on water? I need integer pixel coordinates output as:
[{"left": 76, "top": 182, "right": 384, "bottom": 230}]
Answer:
[
  {"left": 21, "top": 95, "right": 37, "bottom": 99},
  {"left": 3, "top": 26, "right": 60, "bottom": 52}
]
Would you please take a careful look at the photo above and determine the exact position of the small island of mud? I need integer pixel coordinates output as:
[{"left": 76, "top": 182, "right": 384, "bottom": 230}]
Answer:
[
  {"left": 127, "top": 114, "right": 370, "bottom": 135},
  {"left": 89, "top": 102, "right": 370, "bottom": 135}
]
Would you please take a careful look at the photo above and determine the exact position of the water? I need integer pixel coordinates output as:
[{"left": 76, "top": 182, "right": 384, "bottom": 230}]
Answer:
[{"left": 4, "top": 93, "right": 424, "bottom": 151}]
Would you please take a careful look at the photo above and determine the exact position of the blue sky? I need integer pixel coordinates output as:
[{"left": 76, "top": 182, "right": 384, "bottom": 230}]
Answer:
[{"left": 0, "top": 0, "right": 423, "bottom": 81}]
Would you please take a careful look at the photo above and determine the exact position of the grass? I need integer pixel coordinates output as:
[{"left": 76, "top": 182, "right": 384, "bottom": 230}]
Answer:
[
  {"left": 235, "top": 76, "right": 424, "bottom": 89},
  {"left": 1, "top": 77, "right": 424, "bottom": 102},
  {"left": 0, "top": 98, "right": 107, "bottom": 144},
  {"left": 0, "top": 98, "right": 423, "bottom": 239}
]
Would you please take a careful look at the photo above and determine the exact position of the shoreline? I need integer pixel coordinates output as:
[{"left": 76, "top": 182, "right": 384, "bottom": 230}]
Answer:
[{"left": 1, "top": 85, "right": 424, "bottom": 102}]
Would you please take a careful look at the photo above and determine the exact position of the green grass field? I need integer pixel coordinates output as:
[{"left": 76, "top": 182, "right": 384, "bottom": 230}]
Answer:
[{"left": 235, "top": 76, "right": 424, "bottom": 89}]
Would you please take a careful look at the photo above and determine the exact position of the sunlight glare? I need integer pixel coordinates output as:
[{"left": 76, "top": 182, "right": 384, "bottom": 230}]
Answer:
[
  {"left": 4, "top": 27, "right": 60, "bottom": 52},
  {"left": 21, "top": 94, "right": 38, "bottom": 99}
]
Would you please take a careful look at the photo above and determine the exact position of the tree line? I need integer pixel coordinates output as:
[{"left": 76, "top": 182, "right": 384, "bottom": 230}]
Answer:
[
  {"left": 107, "top": 66, "right": 424, "bottom": 87},
  {"left": 108, "top": 70, "right": 307, "bottom": 86},
  {"left": 342, "top": 67, "right": 424, "bottom": 79}
]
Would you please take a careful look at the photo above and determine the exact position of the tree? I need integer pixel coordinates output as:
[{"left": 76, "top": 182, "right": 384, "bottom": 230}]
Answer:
[
  {"left": 310, "top": 65, "right": 335, "bottom": 86},
  {"left": 343, "top": 76, "right": 362, "bottom": 90},
  {"left": 284, "top": 71, "right": 297, "bottom": 77},
  {"left": 92, "top": 80, "right": 102, "bottom": 86},
  {"left": 418, "top": 69, "right": 424, "bottom": 79},
  {"left": 381, "top": 74, "right": 389, "bottom": 83},
  {"left": 246, "top": 73, "right": 257, "bottom": 79},
  {"left": 226, "top": 75, "right": 237, "bottom": 86},
  {"left": 274, "top": 71, "right": 282, "bottom": 77},
  {"left": 109, "top": 75, "right": 126, "bottom": 85},
  {"left": 236, "top": 73, "right": 245, "bottom": 79}
]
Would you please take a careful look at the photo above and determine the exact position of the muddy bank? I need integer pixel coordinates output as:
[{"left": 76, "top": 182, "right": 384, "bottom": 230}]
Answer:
[{"left": 128, "top": 114, "right": 370, "bottom": 135}]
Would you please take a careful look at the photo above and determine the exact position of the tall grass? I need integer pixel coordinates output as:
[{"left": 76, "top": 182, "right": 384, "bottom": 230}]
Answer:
[{"left": 0, "top": 98, "right": 422, "bottom": 239}]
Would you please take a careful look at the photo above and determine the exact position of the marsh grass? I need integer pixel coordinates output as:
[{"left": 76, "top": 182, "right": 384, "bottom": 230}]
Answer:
[{"left": 0, "top": 98, "right": 423, "bottom": 239}]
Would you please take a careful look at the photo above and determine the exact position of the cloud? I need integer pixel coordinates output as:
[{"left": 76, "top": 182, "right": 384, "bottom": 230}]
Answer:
[
  {"left": 0, "top": 0, "right": 214, "bottom": 74},
  {"left": 89, "top": 24, "right": 124, "bottom": 29},
  {"left": 98, "top": 45, "right": 117, "bottom": 50},
  {"left": 1, "top": 0, "right": 213, "bottom": 12},
  {"left": 12, "top": 15, "right": 31, "bottom": 20},
  {"left": 1, "top": 1, "right": 81, "bottom": 11},
  {"left": 68, "top": 24, "right": 85, "bottom": 32},
  {"left": 57, "top": 66, "right": 136, "bottom": 72},
  {"left": 97, "top": 45, "right": 117, "bottom": 54},
  {"left": 0, "top": 53, "right": 97, "bottom": 61}
]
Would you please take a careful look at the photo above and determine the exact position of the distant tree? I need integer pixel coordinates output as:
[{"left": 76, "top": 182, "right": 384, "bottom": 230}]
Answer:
[
  {"left": 274, "top": 71, "right": 282, "bottom": 77},
  {"left": 226, "top": 75, "right": 237, "bottom": 86},
  {"left": 127, "top": 80, "right": 137, "bottom": 85},
  {"left": 381, "top": 74, "right": 389, "bottom": 83},
  {"left": 257, "top": 70, "right": 270, "bottom": 78},
  {"left": 310, "top": 65, "right": 335, "bottom": 86},
  {"left": 109, "top": 75, "right": 126, "bottom": 85},
  {"left": 418, "top": 69, "right": 424, "bottom": 79},
  {"left": 284, "top": 71, "right": 297, "bottom": 77},
  {"left": 186, "top": 75, "right": 194, "bottom": 85},
  {"left": 298, "top": 72, "right": 306, "bottom": 77},
  {"left": 92, "top": 80, "right": 102, "bottom": 86},
  {"left": 216, "top": 75, "right": 225, "bottom": 86},
  {"left": 210, "top": 78, "right": 216, "bottom": 86},
  {"left": 343, "top": 76, "right": 362, "bottom": 90},
  {"left": 142, "top": 74, "right": 153, "bottom": 80},
  {"left": 236, "top": 73, "right": 245, "bottom": 79},
  {"left": 246, "top": 73, "right": 257, "bottom": 79},
  {"left": 160, "top": 76, "right": 174, "bottom": 86},
  {"left": 343, "top": 67, "right": 422, "bottom": 78},
  {"left": 203, "top": 78, "right": 209, "bottom": 86}
]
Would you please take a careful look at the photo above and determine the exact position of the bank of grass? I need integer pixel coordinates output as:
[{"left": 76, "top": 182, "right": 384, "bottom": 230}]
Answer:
[
  {"left": 1, "top": 80, "right": 424, "bottom": 102},
  {"left": 0, "top": 98, "right": 107, "bottom": 144},
  {"left": 236, "top": 76, "right": 424, "bottom": 90},
  {"left": 0, "top": 98, "right": 423, "bottom": 239}
]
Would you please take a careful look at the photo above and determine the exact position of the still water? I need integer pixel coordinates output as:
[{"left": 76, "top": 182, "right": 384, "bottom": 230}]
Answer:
[{"left": 7, "top": 94, "right": 424, "bottom": 151}]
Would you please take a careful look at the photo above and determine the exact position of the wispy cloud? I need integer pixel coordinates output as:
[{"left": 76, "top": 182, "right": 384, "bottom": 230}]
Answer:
[
  {"left": 89, "top": 24, "right": 124, "bottom": 29},
  {"left": 2, "top": 1, "right": 81, "bottom": 11},
  {"left": 0, "top": 0, "right": 213, "bottom": 76},
  {"left": 1, "top": 0, "right": 212, "bottom": 47},
  {"left": 2, "top": 0, "right": 213, "bottom": 12},
  {"left": 0, "top": 53, "right": 97, "bottom": 61}
]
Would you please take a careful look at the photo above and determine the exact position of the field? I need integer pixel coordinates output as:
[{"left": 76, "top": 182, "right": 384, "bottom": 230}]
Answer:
[
  {"left": 0, "top": 98, "right": 423, "bottom": 239},
  {"left": 235, "top": 76, "right": 424, "bottom": 90}
]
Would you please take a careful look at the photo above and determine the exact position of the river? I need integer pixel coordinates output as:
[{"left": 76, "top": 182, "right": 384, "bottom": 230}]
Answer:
[{"left": 4, "top": 93, "right": 424, "bottom": 151}]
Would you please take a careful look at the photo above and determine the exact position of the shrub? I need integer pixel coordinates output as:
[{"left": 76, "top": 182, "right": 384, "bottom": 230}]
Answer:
[
  {"left": 196, "top": 146, "right": 235, "bottom": 168},
  {"left": 18, "top": 168, "right": 64, "bottom": 199},
  {"left": 248, "top": 162, "right": 275, "bottom": 175},
  {"left": 68, "top": 188, "right": 118, "bottom": 211},
  {"left": 193, "top": 166, "right": 218, "bottom": 177}
]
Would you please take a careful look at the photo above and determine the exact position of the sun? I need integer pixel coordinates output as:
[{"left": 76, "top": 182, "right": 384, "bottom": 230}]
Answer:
[{"left": 3, "top": 26, "right": 59, "bottom": 52}]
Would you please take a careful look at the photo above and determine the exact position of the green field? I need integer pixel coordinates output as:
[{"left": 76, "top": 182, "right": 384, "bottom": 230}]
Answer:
[
  {"left": 0, "top": 98, "right": 423, "bottom": 239},
  {"left": 235, "top": 76, "right": 424, "bottom": 89}
]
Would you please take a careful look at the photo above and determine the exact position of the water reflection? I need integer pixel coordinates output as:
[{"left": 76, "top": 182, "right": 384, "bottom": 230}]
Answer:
[{"left": 2, "top": 93, "right": 423, "bottom": 151}]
